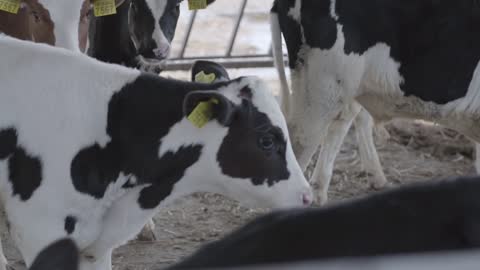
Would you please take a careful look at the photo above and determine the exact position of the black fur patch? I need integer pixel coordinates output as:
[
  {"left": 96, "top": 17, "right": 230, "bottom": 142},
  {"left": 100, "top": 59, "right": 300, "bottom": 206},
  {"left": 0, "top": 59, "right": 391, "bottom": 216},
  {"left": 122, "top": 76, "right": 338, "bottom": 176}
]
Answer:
[
  {"left": 271, "top": 0, "right": 304, "bottom": 69},
  {"left": 87, "top": 0, "right": 138, "bottom": 67},
  {"left": 169, "top": 176, "right": 480, "bottom": 269},
  {"left": 71, "top": 143, "right": 122, "bottom": 199},
  {"left": 64, "top": 216, "right": 77, "bottom": 235},
  {"left": 138, "top": 145, "right": 202, "bottom": 209},
  {"left": 159, "top": 0, "right": 182, "bottom": 43},
  {"left": 0, "top": 128, "right": 17, "bottom": 159},
  {"left": 30, "top": 239, "right": 79, "bottom": 270},
  {"left": 8, "top": 147, "right": 42, "bottom": 201},
  {"left": 217, "top": 97, "right": 290, "bottom": 186}
]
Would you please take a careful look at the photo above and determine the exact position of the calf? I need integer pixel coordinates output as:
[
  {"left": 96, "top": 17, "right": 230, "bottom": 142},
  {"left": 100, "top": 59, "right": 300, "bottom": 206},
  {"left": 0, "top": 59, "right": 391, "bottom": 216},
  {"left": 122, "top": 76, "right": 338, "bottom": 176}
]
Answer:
[
  {"left": 169, "top": 175, "right": 480, "bottom": 269},
  {"left": 271, "top": 0, "right": 480, "bottom": 203},
  {"left": 0, "top": 35, "right": 312, "bottom": 270},
  {"left": 88, "top": 0, "right": 216, "bottom": 72}
]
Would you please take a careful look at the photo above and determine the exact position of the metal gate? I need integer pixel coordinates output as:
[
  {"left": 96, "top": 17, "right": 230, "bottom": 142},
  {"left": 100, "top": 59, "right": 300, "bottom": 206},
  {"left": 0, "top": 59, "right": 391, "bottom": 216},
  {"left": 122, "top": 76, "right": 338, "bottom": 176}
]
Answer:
[{"left": 165, "top": 0, "right": 283, "bottom": 70}]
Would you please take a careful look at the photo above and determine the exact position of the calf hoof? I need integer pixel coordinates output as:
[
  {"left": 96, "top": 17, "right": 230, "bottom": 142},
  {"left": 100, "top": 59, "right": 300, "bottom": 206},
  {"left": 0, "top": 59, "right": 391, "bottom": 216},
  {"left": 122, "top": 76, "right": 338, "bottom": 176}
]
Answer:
[
  {"left": 371, "top": 178, "right": 390, "bottom": 190},
  {"left": 0, "top": 256, "right": 7, "bottom": 270},
  {"left": 136, "top": 220, "right": 156, "bottom": 242},
  {"left": 316, "top": 192, "right": 329, "bottom": 206},
  {"left": 374, "top": 124, "right": 390, "bottom": 145}
]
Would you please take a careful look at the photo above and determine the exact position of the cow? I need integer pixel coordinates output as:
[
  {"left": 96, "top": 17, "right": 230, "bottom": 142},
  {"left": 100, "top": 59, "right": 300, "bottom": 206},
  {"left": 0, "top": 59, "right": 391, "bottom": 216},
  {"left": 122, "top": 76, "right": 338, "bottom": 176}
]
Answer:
[
  {"left": 29, "top": 239, "right": 79, "bottom": 270},
  {"left": 270, "top": 0, "right": 480, "bottom": 204},
  {"left": 87, "top": 0, "right": 216, "bottom": 73},
  {"left": 168, "top": 175, "right": 480, "bottom": 269},
  {"left": 0, "top": 34, "right": 312, "bottom": 270}
]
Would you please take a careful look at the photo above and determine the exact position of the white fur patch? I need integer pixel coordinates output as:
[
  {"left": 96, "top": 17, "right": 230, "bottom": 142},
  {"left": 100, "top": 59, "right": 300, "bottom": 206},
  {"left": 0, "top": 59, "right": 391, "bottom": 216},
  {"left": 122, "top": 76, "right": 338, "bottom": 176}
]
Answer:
[
  {"left": 288, "top": 0, "right": 302, "bottom": 21},
  {"left": 446, "top": 60, "right": 480, "bottom": 115},
  {"left": 38, "top": 0, "right": 85, "bottom": 50},
  {"left": 330, "top": 0, "right": 339, "bottom": 20}
]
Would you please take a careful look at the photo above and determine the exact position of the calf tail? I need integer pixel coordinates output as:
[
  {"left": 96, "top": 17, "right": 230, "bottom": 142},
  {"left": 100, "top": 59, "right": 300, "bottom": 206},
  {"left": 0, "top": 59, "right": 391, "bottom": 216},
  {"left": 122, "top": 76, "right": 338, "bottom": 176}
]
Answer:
[{"left": 270, "top": 11, "right": 291, "bottom": 118}]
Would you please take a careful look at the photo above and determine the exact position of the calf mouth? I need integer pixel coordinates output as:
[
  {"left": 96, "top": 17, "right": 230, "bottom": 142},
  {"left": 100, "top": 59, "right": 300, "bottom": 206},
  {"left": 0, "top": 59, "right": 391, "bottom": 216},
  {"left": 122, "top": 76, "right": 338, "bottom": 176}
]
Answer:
[{"left": 135, "top": 55, "right": 168, "bottom": 73}]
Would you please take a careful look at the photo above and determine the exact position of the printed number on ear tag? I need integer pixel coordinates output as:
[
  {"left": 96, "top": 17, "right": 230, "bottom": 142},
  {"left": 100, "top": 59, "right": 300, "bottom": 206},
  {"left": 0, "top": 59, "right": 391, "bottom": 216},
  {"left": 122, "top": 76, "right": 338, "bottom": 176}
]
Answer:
[
  {"left": 194, "top": 71, "right": 216, "bottom": 83},
  {"left": 93, "top": 0, "right": 117, "bottom": 17},
  {"left": 188, "top": 0, "right": 207, "bottom": 10},
  {"left": 188, "top": 99, "right": 219, "bottom": 128},
  {"left": 0, "top": 0, "right": 21, "bottom": 14}
]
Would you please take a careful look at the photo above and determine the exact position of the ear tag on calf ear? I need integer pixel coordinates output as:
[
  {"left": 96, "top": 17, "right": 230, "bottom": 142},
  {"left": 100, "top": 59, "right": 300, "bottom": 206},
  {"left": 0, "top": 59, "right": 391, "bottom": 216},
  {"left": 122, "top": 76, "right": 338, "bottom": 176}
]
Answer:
[
  {"left": 0, "top": 0, "right": 21, "bottom": 14},
  {"left": 187, "top": 98, "right": 219, "bottom": 128},
  {"left": 194, "top": 71, "right": 216, "bottom": 83},
  {"left": 188, "top": 0, "right": 207, "bottom": 10},
  {"left": 93, "top": 0, "right": 117, "bottom": 17}
]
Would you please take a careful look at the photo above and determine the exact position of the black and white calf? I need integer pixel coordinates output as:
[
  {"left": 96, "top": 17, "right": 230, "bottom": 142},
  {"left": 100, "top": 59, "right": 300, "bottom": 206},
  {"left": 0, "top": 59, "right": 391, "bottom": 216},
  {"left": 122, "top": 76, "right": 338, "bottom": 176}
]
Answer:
[
  {"left": 0, "top": 35, "right": 312, "bottom": 270},
  {"left": 169, "top": 175, "right": 480, "bottom": 269},
  {"left": 88, "top": 0, "right": 216, "bottom": 72},
  {"left": 271, "top": 0, "right": 480, "bottom": 203}
]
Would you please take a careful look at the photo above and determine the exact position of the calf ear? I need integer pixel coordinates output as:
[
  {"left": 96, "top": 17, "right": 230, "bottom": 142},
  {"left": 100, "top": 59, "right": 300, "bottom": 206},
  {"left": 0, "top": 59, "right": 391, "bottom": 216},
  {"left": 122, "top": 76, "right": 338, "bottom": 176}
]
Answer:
[
  {"left": 192, "top": 60, "right": 229, "bottom": 83},
  {"left": 183, "top": 91, "right": 236, "bottom": 127},
  {"left": 207, "top": 0, "right": 216, "bottom": 5}
]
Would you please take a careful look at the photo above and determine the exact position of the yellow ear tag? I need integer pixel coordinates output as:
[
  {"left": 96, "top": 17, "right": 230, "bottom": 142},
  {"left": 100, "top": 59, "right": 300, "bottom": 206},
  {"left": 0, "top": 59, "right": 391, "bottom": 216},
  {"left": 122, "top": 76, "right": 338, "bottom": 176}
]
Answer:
[
  {"left": 187, "top": 98, "right": 219, "bottom": 128},
  {"left": 0, "top": 0, "right": 21, "bottom": 14},
  {"left": 194, "top": 71, "right": 216, "bottom": 83},
  {"left": 188, "top": 0, "right": 207, "bottom": 10},
  {"left": 93, "top": 0, "right": 117, "bottom": 17}
]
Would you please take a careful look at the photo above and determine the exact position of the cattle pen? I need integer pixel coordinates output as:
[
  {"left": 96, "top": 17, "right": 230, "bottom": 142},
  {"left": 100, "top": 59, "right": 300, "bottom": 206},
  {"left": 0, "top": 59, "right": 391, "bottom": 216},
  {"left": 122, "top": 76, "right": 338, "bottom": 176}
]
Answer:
[{"left": 0, "top": 0, "right": 479, "bottom": 270}]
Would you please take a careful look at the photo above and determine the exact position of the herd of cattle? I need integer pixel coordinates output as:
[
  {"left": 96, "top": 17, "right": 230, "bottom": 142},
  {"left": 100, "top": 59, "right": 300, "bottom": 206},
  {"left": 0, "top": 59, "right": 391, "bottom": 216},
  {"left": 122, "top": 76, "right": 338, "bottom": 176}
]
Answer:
[{"left": 0, "top": 0, "right": 479, "bottom": 269}]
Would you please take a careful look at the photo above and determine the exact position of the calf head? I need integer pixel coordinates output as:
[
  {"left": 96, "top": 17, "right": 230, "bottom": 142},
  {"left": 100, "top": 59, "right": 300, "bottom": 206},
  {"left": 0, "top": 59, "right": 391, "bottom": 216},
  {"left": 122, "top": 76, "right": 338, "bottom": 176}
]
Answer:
[
  {"left": 0, "top": 0, "right": 54, "bottom": 45},
  {"left": 128, "top": 0, "right": 215, "bottom": 60},
  {"left": 181, "top": 62, "right": 313, "bottom": 208}
]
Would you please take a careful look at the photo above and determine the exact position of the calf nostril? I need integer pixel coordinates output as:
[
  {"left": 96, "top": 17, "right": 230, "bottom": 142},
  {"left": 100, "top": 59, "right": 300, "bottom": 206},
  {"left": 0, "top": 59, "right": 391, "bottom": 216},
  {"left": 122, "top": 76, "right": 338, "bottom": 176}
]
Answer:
[
  {"left": 302, "top": 193, "right": 312, "bottom": 206},
  {"left": 152, "top": 46, "right": 170, "bottom": 59}
]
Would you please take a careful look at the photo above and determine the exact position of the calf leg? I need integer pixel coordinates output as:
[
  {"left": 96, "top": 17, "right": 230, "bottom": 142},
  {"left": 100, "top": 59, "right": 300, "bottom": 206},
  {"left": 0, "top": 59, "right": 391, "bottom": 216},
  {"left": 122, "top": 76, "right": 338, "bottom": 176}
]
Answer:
[
  {"left": 354, "top": 109, "right": 387, "bottom": 189},
  {"left": 311, "top": 102, "right": 361, "bottom": 205},
  {"left": 81, "top": 187, "right": 159, "bottom": 270},
  {"left": 0, "top": 239, "right": 6, "bottom": 270}
]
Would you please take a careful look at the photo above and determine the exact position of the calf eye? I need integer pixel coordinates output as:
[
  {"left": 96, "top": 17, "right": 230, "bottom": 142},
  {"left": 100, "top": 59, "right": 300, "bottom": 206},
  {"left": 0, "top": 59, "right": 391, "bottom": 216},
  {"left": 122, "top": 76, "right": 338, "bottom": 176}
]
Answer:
[{"left": 259, "top": 135, "right": 275, "bottom": 151}]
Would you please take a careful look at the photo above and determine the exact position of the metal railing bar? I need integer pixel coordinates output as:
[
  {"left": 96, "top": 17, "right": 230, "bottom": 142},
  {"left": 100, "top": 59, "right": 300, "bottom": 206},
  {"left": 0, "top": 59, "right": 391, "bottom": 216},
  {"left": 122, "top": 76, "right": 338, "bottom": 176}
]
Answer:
[
  {"left": 225, "top": 0, "right": 248, "bottom": 57},
  {"left": 165, "top": 55, "right": 288, "bottom": 70},
  {"left": 169, "top": 53, "right": 281, "bottom": 60},
  {"left": 179, "top": 10, "right": 198, "bottom": 58}
]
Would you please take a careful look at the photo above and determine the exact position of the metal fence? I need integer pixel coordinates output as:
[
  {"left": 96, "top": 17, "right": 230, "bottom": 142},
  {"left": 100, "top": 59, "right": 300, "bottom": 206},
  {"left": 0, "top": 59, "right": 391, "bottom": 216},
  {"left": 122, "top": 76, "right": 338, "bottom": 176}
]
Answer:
[{"left": 165, "top": 0, "right": 283, "bottom": 70}]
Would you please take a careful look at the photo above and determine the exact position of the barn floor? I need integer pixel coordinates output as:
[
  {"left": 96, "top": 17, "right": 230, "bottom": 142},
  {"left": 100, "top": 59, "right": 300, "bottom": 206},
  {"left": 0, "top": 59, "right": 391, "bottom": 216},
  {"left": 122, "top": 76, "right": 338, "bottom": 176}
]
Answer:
[{"left": 1, "top": 0, "right": 477, "bottom": 269}]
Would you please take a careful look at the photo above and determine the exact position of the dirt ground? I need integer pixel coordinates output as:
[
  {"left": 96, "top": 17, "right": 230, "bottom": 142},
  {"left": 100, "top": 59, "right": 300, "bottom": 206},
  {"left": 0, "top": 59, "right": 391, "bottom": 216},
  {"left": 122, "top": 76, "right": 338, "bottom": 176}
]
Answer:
[{"left": 1, "top": 1, "right": 478, "bottom": 269}]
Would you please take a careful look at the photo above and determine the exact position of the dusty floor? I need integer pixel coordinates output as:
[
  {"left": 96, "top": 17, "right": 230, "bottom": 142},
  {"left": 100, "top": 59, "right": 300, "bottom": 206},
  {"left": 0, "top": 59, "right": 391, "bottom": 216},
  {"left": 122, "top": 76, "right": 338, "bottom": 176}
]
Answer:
[{"left": 1, "top": 0, "right": 478, "bottom": 269}]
